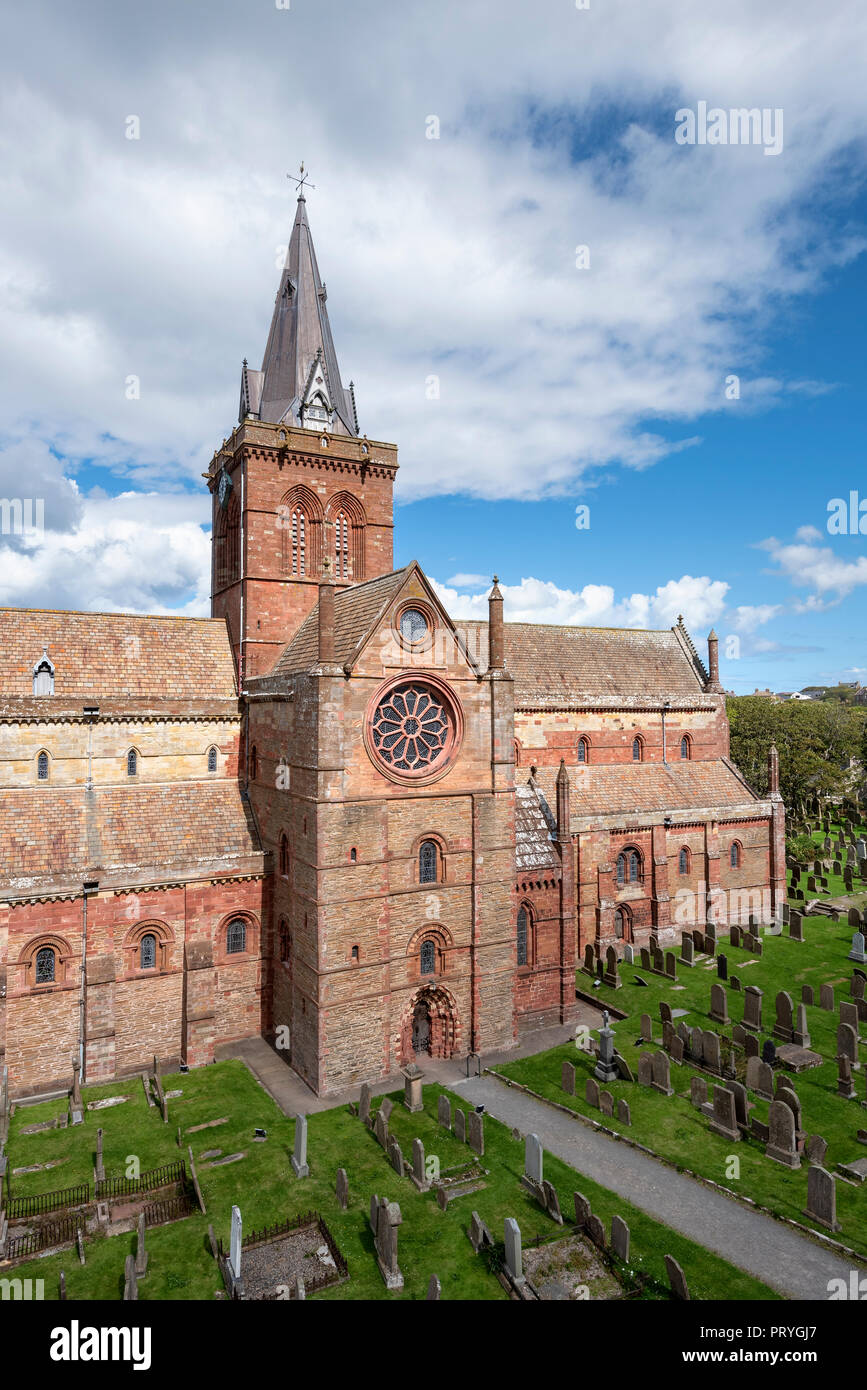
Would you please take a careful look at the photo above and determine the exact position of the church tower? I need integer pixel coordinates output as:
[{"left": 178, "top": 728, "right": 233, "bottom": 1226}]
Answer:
[{"left": 209, "top": 189, "right": 398, "bottom": 681}]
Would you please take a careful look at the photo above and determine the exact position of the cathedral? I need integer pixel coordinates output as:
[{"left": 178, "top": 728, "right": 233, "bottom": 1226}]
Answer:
[{"left": 0, "top": 192, "right": 786, "bottom": 1099}]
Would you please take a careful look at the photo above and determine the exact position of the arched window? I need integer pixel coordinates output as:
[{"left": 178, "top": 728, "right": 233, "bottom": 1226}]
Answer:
[
  {"left": 250, "top": 746, "right": 258, "bottom": 781},
  {"left": 140, "top": 933, "right": 156, "bottom": 970},
  {"left": 632, "top": 737, "right": 643, "bottom": 762},
  {"left": 614, "top": 906, "right": 626, "bottom": 939},
  {"left": 616, "top": 848, "right": 642, "bottom": 886},
  {"left": 350, "top": 847, "right": 357, "bottom": 863},
  {"left": 680, "top": 735, "right": 691, "bottom": 761},
  {"left": 33, "top": 653, "right": 54, "bottom": 696},
  {"left": 577, "top": 737, "right": 589, "bottom": 764},
  {"left": 419, "top": 840, "right": 438, "bottom": 884},
  {"left": 127, "top": 749, "right": 137, "bottom": 777},
  {"left": 679, "top": 847, "right": 690, "bottom": 876},
  {"left": 420, "top": 940, "right": 436, "bottom": 975},
  {"left": 37, "top": 751, "right": 49, "bottom": 781},
  {"left": 35, "top": 946, "right": 55, "bottom": 984},
  {"left": 517, "top": 905, "right": 530, "bottom": 966},
  {"left": 291, "top": 507, "right": 306, "bottom": 575},
  {"left": 334, "top": 510, "right": 350, "bottom": 579},
  {"left": 730, "top": 841, "right": 742, "bottom": 869},
  {"left": 227, "top": 919, "right": 246, "bottom": 954},
  {"left": 279, "top": 920, "right": 291, "bottom": 963},
  {"left": 279, "top": 834, "right": 289, "bottom": 877},
  {"left": 207, "top": 746, "right": 217, "bottom": 772}
]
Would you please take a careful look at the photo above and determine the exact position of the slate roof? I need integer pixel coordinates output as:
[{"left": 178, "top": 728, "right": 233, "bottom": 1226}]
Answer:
[
  {"left": 256, "top": 194, "right": 358, "bottom": 435},
  {"left": 269, "top": 566, "right": 414, "bottom": 677},
  {"left": 515, "top": 783, "right": 559, "bottom": 872},
  {"left": 0, "top": 782, "right": 263, "bottom": 892},
  {"left": 460, "top": 620, "right": 709, "bottom": 706},
  {"left": 531, "top": 759, "right": 759, "bottom": 826},
  {"left": 0, "top": 609, "right": 238, "bottom": 701}
]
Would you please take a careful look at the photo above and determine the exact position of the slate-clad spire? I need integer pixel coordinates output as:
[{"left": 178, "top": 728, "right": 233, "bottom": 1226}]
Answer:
[{"left": 240, "top": 192, "right": 358, "bottom": 435}]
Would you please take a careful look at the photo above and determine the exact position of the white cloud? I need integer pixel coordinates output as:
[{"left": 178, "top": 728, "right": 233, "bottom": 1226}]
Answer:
[
  {"left": 431, "top": 572, "right": 728, "bottom": 634},
  {"left": 731, "top": 603, "right": 782, "bottom": 633},
  {"left": 760, "top": 531, "right": 867, "bottom": 608},
  {"left": 444, "top": 572, "right": 491, "bottom": 589}
]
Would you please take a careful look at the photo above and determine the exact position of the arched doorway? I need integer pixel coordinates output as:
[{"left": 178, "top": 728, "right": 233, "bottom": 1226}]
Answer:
[{"left": 412, "top": 999, "right": 431, "bottom": 1055}]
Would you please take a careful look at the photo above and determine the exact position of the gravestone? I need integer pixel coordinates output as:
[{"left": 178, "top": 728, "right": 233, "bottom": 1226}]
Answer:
[
  {"left": 387, "top": 1135, "right": 405, "bottom": 1178},
  {"left": 603, "top": 946, "right": 621, "bottom": 990},
  {"left": 651, "top": 1051, "right": 673, "bottom": 1096},
  {"left": 744, "top": 1034, "right": 759, "bottom": 1059},
  {"left": 729, "top": 1080, "right": 749, "bottom": 1129},
  {"left": 468, "top": 1111, "right": 485, "bottom": 1157},
  {"left": 710, "top": 983, "right": 729, "bottom": 1026},
  {"left": 123, "top": 1254, "right": 138, "bottom": 1302},
  {"left": 611, "top": 1214, "right": 630, "bottom": 1263},
  {"left": 789, "top": 913, "right": 804, "bottom": 942},
  {"left": 586, "top": 1077, "right": 600, "bottom": 1108},
  {"left": 708, "top": 1086, "right": 740, "bottom": 1142},
  {"left": 586, "top": 1214, "right": 606, "bottom": 1249},
  {"left": 637, "top": 1053, "right": 653, "bottom": 1087},
  {"left": 801, "top": 983, "right": 814, "bottom": 1006},
  {"left": 742, "top": 986, "right": 763, "bottom": 1032},
  {"left": 374, "top": 1199, "right": 404, "bottom": 1291},
  {"left": 690, "top": 1076, "right": 708, "bottom": 1108},
  {"left": 681, "top": 936, "right": 695, "bottom": 967},
  {"left": 640, "top": 1014, "right": 653, "bottom": 1042},
  {"left": 374, "top": 1108, "right": 389, "bottom": 1149},
  {"left": 541, "top": 1179, "right": 563, "bottom": 1225},
  {"left": 583, "top": 944, "right": 595, "bottom": 974},
  {"left": 837, "top": 1055, "right": 857, "bottom": 1099},
  {"left": 702, "top": 1031, "right": 722, "bottom": 1074},
  {"left": 561, "top": 1061, "right": 576, "bottom": 1095},
  {"left": 426, "top": 1274, "right": 441, "bottom": 1301},
  {"left": 95, "top": 1128, "right": 105, "bottom": 1185},
  {"left": 662, "top": 1020, "right": 675, "bottom": 1053},
  {"left": 229, "top": 1205, "right": 242, "bottom": 1282},
  {"left": 411, "top": 1139, "right": 428, "bottom": 1191},
  {"left": 671, "top": 1037, "right": 684, "bottom": 1064},
  {"left": 805, "top": 1135, "right": 827, "bottom": 1167},
  {"left": 599, "top": 1091, "right": 614, "bottom": 1118},
  {"left": 664, "top": 1255, "right": 690, "bottom": 1300},
  {"left": 717, "top": 953, "right": 728, "bottom": 981},
  {"left": 503, "top": 1218, "right": 524, "bottom": 1286},
  {"left": 848, "top": 932, "right": 867, "bottom": 965},
  {"left": 336, "top": 1167, "right": 349, "bottom": 1210},
  {"left": 135, "top": 1212, "right": 148, "bottom": 1279},
  {"left": 820, "top": 984, "right": 835, "bottom": 1011},
  {"left": 773, "top": 991, "right": 794, "bottom": 1043},
  {"left": 291, "top": 1114, "right": 310, "bottom": 1178},
  {"left": 690, "top": 1027, "right": 704, "bottom": 1064},
  {"left": 593, "top": 1011, "right": 620, "bottom": 1083},
  {"left": 524, "top": 1133, "right": 543, "bottom": 1189},
  {"left": 840, "top": 1000, "right": 860, "bottom": 1032},
  {"left": 665, "top": 952, "right": 677, "bottom": 980},
  {"left": 402, "top": 1065, "right": 424, "bottom": 1114},
  {"left": 359, "top": 1083, "right": 372, "bottom": 1126},
  {"left": 624, "top": 942, "right": 634, "bottom": 964},
  {"left": 617, "top": 1099, "right": 631, "bottom": 1125},
  {"left": 729, "top": 925, "right": 742, "bottom": 948},
  {"left": 730, "top": 975, "right": 741, "bottom": 992},
  {"left": 659, "top": 1001, "right": 673, "bottom": 1025},
  {"left": 765, "top": 1101, "right": 800, "bottom": 1168},
  {"left": 837, "top": 1022, "right": 858, "bottom": 1067},
  {"left": 469, "top": 1211, "right": 494, "bottom": 1253},
  {"left": 804, "top": 1165, "right": 839, "bottom": 1232},
  {"left": 455, "top": 1109, "right": 466, "bottom": 1144},
  {"left": 437, "top": 1095, "right": 452, "bottom": 1130},
  {"left": 640, "top": 947, "right": 651, "bottom": 970},
  {"left": 573, "top": 1192, "right": 591, "bottom": 1228},
  {"left": 732, "top": 1023, "right": 746, "bottom": 1048}
]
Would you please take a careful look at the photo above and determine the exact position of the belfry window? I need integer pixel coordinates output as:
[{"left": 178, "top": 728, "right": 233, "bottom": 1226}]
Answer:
[
  {"left": 632, "top": 737, "right": 643, "bottom": 762},
  {"left": 291, "top": 508, "right": 306, "bottom": 576},
  {"left": 35, "top": 946, "right": 55, "bottom": 984},
  {"left": 207, "top": 746, "right": 217, "bottom": 772},
  {"left": 680, "top": 735, "right": 691, "bottom": 761},
  {"left": 37, "top": 751, "right": 49, "bottom": 780},
  {"left": 577, "top": 737, "right": 588, "bottom": 764},
  {"left": 616, "top": 848, "right": 642, "bottom": 886},
  {"left": 140, "top": 933, "right": 156, "bottom": 970},
  {"left": 334, "top": 510, "right": 350, "bottom": 579},
  {"left": 679, "top": 848, "right": 690, "bottom": 875},
  {"left": 420, "top": 940, "right": 436, "bottom": 975},
  {"left": 127, "top": 749, "right": 137, "bottom": 777},
  {"left": 517, "top": 906, "right": 529, "bottom": 966},
  {"left": 730, "top": 841, "right": 742, "bottom": 869}
]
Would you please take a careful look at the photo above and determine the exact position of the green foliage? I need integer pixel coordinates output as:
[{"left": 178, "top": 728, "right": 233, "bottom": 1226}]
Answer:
[
  {"left": 786, "top": 833, "right": 816, "bottom": 863},
  {"left": 727, "top": 695, "right": 866, "bottom": 822}
]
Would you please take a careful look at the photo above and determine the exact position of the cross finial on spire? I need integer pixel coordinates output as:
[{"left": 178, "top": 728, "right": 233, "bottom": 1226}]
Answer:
[{"left": 287, "top": 162, "right": 315, "bottom": 200}]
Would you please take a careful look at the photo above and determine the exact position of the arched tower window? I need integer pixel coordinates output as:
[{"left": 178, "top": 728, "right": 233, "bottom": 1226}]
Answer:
[
  {"left": 517, "top": 905, "right": 531, "bottom": 966},
  {"left": 632, "top": 737, "right": 643, "bottom": 762},
  {"left": 730, "top": 841, "right": 742, "bottom": 869},
  {"left": 127, "top": 749, "right": 137, "bottom": 777},
  {"left": 680, "top": 735, "right": 691, "bottom": 760},
  {"left": 420, "top": 940, "right": 436, "bottom": 975},
  {"left": 679, "top": 847, "right": 691, "bottom": 875},
  {"left": 419, "top": 840, "right": 438, "bottom": 884},
  {"left": 35, "top": 946, "right": 56, "bottom": 984},
  {"left": 577, "top": 737, "right": 589, "bottom": 764},
  {"left": 227, "top": 919, "right": 247, "bottom": 954},
  {"left": 37, "top": 751, "right": 49, "bottom": 781},
  {"left": 207, "top": 746, "right": 218, "bottom": 772},
  {"left": 614, "top": 906, "right": 628, "bottom": 939},
  {"left": 140, "top": 933, "right": 156, "bottom": 969}
]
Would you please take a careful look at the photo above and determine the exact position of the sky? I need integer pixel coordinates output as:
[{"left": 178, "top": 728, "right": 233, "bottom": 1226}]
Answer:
[{"left": 0, "top": 0, "right": 865, "bottom": 693}]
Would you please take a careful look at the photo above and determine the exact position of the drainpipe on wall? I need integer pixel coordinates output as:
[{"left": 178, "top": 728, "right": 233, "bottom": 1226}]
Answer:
[
  {"left": 79, "top": 880, "right": 99, "bottom": 1082},
  {"left": 662, "top": 699, "right": 671, "bottom": 764}
]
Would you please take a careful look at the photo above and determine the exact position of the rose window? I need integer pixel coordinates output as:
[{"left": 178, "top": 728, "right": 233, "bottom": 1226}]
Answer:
[{"left": 371, "top": 682, "right": 451, "bottom": 773}]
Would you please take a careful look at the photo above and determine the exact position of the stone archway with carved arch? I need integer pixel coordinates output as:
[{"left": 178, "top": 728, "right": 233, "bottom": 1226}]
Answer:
[{"left": 399, "top": 983, "right": 461, "bottom": 1064}]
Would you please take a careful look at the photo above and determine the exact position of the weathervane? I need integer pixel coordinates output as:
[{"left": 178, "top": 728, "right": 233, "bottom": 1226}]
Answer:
[{"left": 288, "top": 162, "right": 315, "bottom": 198}]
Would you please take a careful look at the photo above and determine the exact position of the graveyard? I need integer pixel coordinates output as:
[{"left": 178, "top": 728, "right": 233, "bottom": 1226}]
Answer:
[
  {"left": 0, "top": 1058, "right": 777, "bottom": 1300},
  {"left": 496, "top": 908, "right": 867, "bottom": 1259}
]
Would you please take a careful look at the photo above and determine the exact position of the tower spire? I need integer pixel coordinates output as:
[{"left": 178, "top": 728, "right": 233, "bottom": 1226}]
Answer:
[{"left": 239, "top": 185, "right": 359, "bottom": 435}]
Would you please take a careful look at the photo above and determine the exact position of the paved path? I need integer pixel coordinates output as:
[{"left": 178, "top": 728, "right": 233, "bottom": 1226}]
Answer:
[{"left": 453, "top": 1074, "right": 862, "bottom": 1301}]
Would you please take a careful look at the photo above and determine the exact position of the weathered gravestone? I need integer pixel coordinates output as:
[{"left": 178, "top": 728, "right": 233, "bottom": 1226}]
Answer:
[
  {"left": 708, "top": 1086, "right": 740, "bottom": 1143},
  {"left": 637, "top": 1053, "right": 653, "bottom": 1087},
  {"left": 611, "top": 1214, "right": 630, "bottom": 1262},
  {"left": 336, "top": 1167, "right": 349, "bottom": 1210},
  {"left": 717, "top": 953, "right": 728, "bottom": 981},
  {"left": 804, "top": 1165, "right": 839, "bottom": 1231},
  {"left": 651, "top": 1051, "right": 673, "bottom": 1097},
  {"left": 773, "top": 991, "right": 794, "bottom": 1043},
  {"left": 467, "top": 1111, "right": 485, "bottom": 1157},
  {"left": 710, "top": 983, "right": 729, "bottom": 1026},
  {"left": 765, "top": 1100, "right": 800, "bottom": 1168},
  {"left": 561, "top": 1061, "right": 576, "bottom": 1095},
  {"left": 586, "top": 1077, "right": 600, "bottom": 1108},
  {"left": 503, "top": 1218, "right": 524, "bottom": 1286},
  {"left": 838, "top": 1055, "right": 857, "bottom": 1099},
  {"left": 524, "top": 1133, "right": 543, "bottom": 1191},
  {"left": 664, "top": 1254, "right": 690, "bottom": 1300},
  {"left": 820, "top": 984, "right": 835, "bottom": 1011},
  {"left": 454, "top": 1109, "right": 466, "bottom": 1144},
  {"left": 742, "top": 986, "right": 763, "bottom": 1032},
  {"left": 437, "top": 1095, "right": 452, "bottom": 1130},
  {"left": 359, "top": 1083, "right": 372, "bottom": 1126},
  {"left": 690, "top": 1076, "right": 708, "bottom": 1109},
  {"left": 848, "top": 932, "right": 867, "bottom": 965},
  {"left": 805, "top": 1134, "right": 827, "bottom": 1167},
  {"left": 617, "top": 1099, "right": 631, "bottom": 1126},
  {"left": 837, "top": 1022, "right": 859, "bottom": 1068},
  {"left": 541, "top": 1179, "right": 563, "bottom": 1225},
  {"left": 291, "top": 1114, "right": 310, "bottom": 1178},
  {"left": 374, "top": 1199, "right": 404, "bottom": 1291}
]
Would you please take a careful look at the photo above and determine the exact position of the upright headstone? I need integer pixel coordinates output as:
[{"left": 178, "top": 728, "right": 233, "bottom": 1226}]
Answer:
[
  {"left": 123, "top": 1253, "right": 138, "bottom": 1301},
  {"left": 561, "top": 1061, "right": 576, "bottom": 1095},
  {"left": 94, "top": 1128, "right": 105, "bottom": 1185},
  {"left": 229, "top": 1205, "right": 242, "bottom": 1282},
  {"left": 804, "top": 1165, "right": 839, "bottom": 1232},
  {"left": 291, "top": 1114, "right": 310, "bottom": 1178},
  {"left": 524, "top": 1133, "right": 543, "bottom": 1189},
  {"left": 374, "top": 1200, "right": 404, "bottom": 1291},
  {"left": 820, "top": 984, "right": 835, "bottom": 1011},
  {"left": 611, "top": 1214, "right": 630, "bottom": 1262},
  {"left": 454, "top": 1109, "right": 466, "bottom": 1144},
  {"left": 594, "top": 1011, "right": 619, "bottom": 1082},
  {"left": 437, "top": 1094, "right": 452, "bottom": 1130},
  {"left": 664, "top": 1255, "right": 690, "bottom": 1300},
  {"left": 708, "top": 1086, "right": 740, "bottom": 1143},
  {"left": 765, "top": 1101, "right": 800, "bottom": 1168},
  {"left": 742, "top": 985, "right": 763, "bottom": 1032},
  {"left": 504, "top": 1217, "right": 524, "bottom": 1286},
  {"left": 717, "top": 953, "right": 728, "bottom": 981},
  {"left": 134, "top": 1211, "right": 148, "bottom": 1279},
  {"left": 359, "top": 1083, "right": 372, "bottom": 1126},
  {"left": 467, "top": 1111, "right": 485, "bottom": 1157},
  {"left": 773, "top": 991, "right": 794, "bottom": 1043},
  {"left": 709, "top": 983, "right": 729, "bottom": 1026},
  {"left": 848, "top": 932, "right": 867, "bottom": 965},
  {"left": 336, "top": 1167, "right": 349, "bottom": 1210},
  {"left": 651, "top": 1051, "right": 673, "bottom": 1097},
  {"left": 793, "top": 1003, "right": 811, "bottom": 1048}
]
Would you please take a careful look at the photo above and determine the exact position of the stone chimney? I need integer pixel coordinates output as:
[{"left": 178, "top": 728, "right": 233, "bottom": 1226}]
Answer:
[
  {"left": 706, "top": 629, "right": 723, "bottom": 692},
  {"left": 768, "top": 741, "right": 781, "bottom": 799},
  {"left": 488, "top": 576, "right": 504, "bottom": 671}
]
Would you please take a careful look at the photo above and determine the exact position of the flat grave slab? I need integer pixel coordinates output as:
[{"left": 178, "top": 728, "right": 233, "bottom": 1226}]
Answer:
[
  {"left": 775, "top": 1044, "right": 824, "bottom": 1073},
  {"left": 671, "top": 1009, "right": 690, "bottom": 1019},
  {"left": 837, "top": 1156, "right": 867, "bottom": 1184}
]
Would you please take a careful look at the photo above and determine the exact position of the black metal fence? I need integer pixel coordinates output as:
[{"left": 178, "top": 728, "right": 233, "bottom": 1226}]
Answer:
[
  {"left": 143, "top": 1192, "right": 193, "bottom": 1227},
  {"left": 95, "top": 1159, "right": 186, "bottom": 1199},
  {"left": 6, "top": 1184, "right": 90, "bottom": 1219},
  {"left": 5, "top": 1215, "right": 84, "bottom": 1260}
]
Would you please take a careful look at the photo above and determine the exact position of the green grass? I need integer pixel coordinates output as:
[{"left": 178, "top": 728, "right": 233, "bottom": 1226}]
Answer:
[
  {"left": 793, "top": 817, "right": 867, "bottom": 902},
  {"left": 498, "top": 914, "right": 867, "bottom": 1256},
  {"left": 5, "top": 1061, "right": 777, "bottom": 1300}
]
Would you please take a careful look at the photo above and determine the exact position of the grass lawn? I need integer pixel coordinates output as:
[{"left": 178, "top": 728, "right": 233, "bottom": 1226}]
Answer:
[
  {"left": 497, "top": 914, "right": 867, "bottom": 1257},
  {"left": 795, "top": 816, "right": 867, "bottom": 902},
  {"left": 4, "top": 1061, "right": 777, "bottom": 1300}
]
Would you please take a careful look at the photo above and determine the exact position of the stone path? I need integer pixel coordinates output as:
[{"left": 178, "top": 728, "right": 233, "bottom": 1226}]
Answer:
[{"left": 453, "top": 1074, "right": 862, "bottom": 1300}]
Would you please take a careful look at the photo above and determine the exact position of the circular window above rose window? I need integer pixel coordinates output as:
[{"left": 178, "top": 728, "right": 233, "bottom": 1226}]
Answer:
[{"left": 369, "top": 679, "right": 459, "bottom": 782}]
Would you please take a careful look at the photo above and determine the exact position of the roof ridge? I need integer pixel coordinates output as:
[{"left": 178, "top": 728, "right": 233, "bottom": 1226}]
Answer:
[{"left": 0, "top": 607, "right": 224, "bottom": 624}]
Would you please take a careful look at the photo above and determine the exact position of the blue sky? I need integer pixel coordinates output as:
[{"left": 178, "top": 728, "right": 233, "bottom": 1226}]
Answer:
[{"left": 0, "top": 0, "right": 865, "bottom": 693}]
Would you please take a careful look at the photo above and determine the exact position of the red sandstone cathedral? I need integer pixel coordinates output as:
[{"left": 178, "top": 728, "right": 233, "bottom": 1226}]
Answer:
[{"left": 0, "top": 194, "right": 786, "bottom": 1098}]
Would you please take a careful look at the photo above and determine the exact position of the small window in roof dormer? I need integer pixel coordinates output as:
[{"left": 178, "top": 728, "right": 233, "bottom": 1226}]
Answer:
[{"left": 33, "top": 649, "right": 54, "bottom": 696}]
